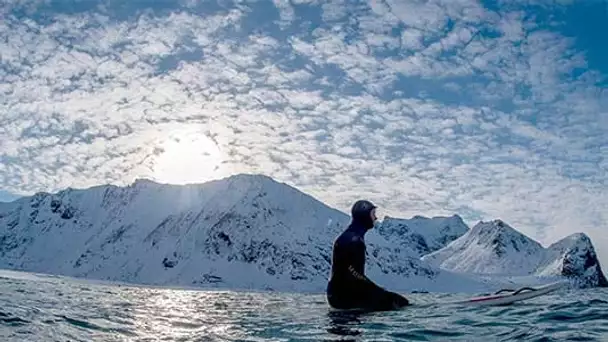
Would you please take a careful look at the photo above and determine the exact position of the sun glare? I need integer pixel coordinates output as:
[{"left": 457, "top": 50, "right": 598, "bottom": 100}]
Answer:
[{"left": 151, "top": 130, "right": 225, "bottom": 185}]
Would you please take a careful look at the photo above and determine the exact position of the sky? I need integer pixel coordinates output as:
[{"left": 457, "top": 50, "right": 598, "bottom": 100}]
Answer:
[{"left": 1, "top": 0, "right": 607, "bottom": 265}]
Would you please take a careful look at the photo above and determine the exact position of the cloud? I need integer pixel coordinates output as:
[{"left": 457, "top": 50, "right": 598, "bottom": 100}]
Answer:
[{"left": 1, "top": 0, "right": 607, "bottom": 266}]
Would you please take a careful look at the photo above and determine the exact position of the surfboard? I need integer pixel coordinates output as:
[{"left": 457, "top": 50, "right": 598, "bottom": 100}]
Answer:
[{"left": 449, "top": 281, "right": 567, "bottom": 306}]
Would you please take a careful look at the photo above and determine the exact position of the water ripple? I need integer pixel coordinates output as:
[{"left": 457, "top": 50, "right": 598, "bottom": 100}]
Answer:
[
  {"left": 1, "top": 271, "right": 608, "bottom": 341},
  {"left": 0, "top": 311, "right": 30, "bottom": 326}
]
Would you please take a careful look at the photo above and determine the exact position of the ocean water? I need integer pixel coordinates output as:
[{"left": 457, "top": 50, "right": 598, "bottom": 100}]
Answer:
[{"left": 1, "top": 271, "right": 608, "bottom": 341}]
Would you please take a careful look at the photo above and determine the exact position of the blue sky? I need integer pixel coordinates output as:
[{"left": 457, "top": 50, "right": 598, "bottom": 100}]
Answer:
[{"left": 1, "top": 0, "right": 607, "bottom": 263}]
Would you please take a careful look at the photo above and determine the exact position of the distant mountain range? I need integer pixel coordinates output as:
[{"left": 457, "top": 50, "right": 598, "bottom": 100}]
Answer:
[
  {"left": 422, "top": 219, "right": 607, "bottom": 288},
  {"left": 0, "top": 174, "right": 605, "bottom": 293}
]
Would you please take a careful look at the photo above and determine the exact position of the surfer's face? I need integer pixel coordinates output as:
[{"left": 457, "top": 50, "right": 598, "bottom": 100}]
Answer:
[{"left": 370, "top": 208, "right": 377, "bottom": 223}]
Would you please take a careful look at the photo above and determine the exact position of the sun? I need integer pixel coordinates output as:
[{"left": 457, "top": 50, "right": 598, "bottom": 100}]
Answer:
[{"left": 151, "top": 129, "right": 226, "bottom": 185}]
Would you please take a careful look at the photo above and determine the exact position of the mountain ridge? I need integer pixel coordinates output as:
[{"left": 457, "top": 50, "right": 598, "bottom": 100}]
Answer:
[
  {"left": 0, "top": 173, "right": 491, "bottom": 293},
  {"left": 422, "top": 219, "right": 607, "bottom": 288},
  {"left": 377, "top": 214, "right": 469, "bottom": 257},
  {"left": 0, "top": 173, "right": 605, "bottom": 292}
]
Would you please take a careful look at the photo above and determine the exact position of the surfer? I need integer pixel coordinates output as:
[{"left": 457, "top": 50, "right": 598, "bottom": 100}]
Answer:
[{"left": 326, "top": 200, "right": 410, "bottom": 311}]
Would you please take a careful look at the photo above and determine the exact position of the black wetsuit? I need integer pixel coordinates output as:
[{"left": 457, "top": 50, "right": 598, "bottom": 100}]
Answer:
[{"left": 326, "top": 204, "right": 409, "bottom": 311}]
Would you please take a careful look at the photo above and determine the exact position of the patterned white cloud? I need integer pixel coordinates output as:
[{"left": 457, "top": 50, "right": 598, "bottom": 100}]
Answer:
[{"left": 1, "top": 0, "right": 607, "bottom": 264}]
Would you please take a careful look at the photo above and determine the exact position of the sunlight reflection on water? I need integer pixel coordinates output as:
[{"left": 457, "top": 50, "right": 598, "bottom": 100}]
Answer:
[{"left": 1, "top": 272, "right": 608, "bottom": 341}]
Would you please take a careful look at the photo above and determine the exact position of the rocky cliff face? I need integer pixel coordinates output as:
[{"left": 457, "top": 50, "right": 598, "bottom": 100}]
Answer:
[{"left": 536, "top": 233, "right": 608, "bottom": 288}]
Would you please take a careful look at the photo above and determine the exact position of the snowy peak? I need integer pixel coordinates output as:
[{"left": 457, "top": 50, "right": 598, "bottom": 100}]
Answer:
[
  {"left": 2, "top": 173, "right": 605, "bottom": 292},
  {"left": 421, "top": 220, "right": 545, "bottom": 275},
  {"left": 548, "top": 232, "right": 591, "bottom": 249},
  {"left": 467, "top": 219, "right": 544, "bottom": 258},
  {"left": 0, "top": 173, "right": 349, "bottom": 287},
  {"left": 1, "top": 173, "right": 476, "bottom": 292},
  {"left": 422, "top": 220, "right": 607, "bottom": 288},
  {"left": 537, "top": 233, "right": 608, "bottom": 288},
  {"left": 377, "top": 214, "right": 468, "bottom": 257}
]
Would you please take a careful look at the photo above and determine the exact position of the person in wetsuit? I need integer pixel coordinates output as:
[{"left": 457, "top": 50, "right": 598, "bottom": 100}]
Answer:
[{"left": 326, "top": 200, "right": 410, "bottom": 311}]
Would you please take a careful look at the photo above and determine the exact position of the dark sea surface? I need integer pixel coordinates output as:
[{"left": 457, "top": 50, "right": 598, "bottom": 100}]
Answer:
[{"left": 1, "top": 270, "right": 607, "bottom": 341}]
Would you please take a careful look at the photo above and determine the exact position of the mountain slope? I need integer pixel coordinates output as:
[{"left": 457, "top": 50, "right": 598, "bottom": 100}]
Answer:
[
  {"left": 536, "top": 233, "right": 608, "bottom": 288},
  {"left": 377, "top": 215, "right": 469, "bottom": 257},
  {"left": 422, "top": 220, "right": 607, "bottom": 288},
  {"left": 0, "top": 174, "right": 491, "bottom": 293},
  {"left": 421, "top": 220, "right": 545, "bottom": 275}
]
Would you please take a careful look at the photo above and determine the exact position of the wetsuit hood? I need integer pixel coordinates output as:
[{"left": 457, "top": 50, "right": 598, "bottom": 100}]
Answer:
[{"left": 350, "top": 200, "right": 377, "bottom": 230}]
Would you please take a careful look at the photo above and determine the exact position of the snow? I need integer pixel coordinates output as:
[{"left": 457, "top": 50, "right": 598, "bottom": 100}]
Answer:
[
  {"left": 422, "top": 220, "right": 607, "bottom": 288},
  {"left": 421, "top": 220, "right": 545, "bottom": 275},
  {"left": 0, "top": 174, "right": 605, "bottom": 294},
  {"left": 377, "top": 214, "right": 469, "bottom": 257},
  {"left": 535, "top": 233, "right": 608, "bottom": 287},
  {"left": 0, "top": 174, "right": 493, "bottom": 294}
]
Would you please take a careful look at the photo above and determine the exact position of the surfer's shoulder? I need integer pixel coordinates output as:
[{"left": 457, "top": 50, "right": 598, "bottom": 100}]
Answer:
[{"left": 349, "top": 234, "right": 364, "bottom": 244}]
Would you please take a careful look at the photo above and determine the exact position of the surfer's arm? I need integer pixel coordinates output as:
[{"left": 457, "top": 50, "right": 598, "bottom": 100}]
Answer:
[
  {"left": 347, "top": 264, "right": 376, "bottom": 285},
  {"left": 347, "top": 238, "right": 410, "bottom": 307},
  {"left": 348, "top": 264, "right": 409, "bottom": 307},
  {"left": 345, "top": 238, "right": 386, "bottom": 291}
]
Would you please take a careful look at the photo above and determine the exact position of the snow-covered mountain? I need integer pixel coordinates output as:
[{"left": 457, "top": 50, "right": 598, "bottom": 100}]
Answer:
[
  {"left": 377, "top": 215, "right": 469, "bottom": 257},
  {"left": 1, "top": 174, "right": 604, "bottom": 292},
  {"left": 421, "top": 220, "right": 545, "bottom": 275},
  {"left": 536, "top": 233, "right": 608, "bottom": 288},
  {"left": 0, "top": 174, "right": 491, "bottom": 293},
  {"left": 422, "top": 220, "right": 607, "bottom": 288}
]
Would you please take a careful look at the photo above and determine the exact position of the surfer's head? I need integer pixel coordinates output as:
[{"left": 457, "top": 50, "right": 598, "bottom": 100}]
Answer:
[{"left": 351, "top": 200, "right": 377, "bottom": 229}]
